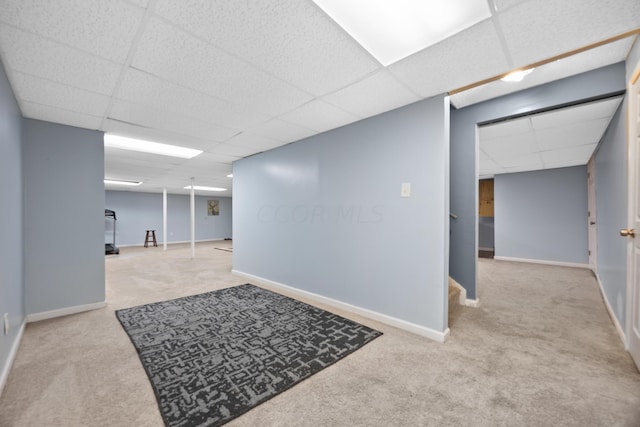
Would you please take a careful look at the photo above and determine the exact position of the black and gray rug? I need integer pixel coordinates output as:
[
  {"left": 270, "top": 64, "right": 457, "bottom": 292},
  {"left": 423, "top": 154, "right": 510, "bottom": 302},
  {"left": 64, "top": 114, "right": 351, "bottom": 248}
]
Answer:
[{"left": 115, "top": 284, "right": 382, "bottom": 427}]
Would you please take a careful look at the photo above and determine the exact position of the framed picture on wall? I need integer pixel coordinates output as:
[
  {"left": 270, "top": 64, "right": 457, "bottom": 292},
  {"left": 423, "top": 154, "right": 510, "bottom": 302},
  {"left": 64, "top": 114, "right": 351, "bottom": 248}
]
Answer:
[{"left": 207, "top": 199, "right": 220, "bottom": 216}]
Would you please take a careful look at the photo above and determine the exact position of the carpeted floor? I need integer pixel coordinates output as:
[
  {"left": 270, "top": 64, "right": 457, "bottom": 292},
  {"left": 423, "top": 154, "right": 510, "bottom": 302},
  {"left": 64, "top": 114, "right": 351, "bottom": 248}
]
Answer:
[
  {"left": 1, "top": 240, "right": 639, "bottom": 426},
  {"left": 116, "top": 284, "right": 381, "bottom": 426}
]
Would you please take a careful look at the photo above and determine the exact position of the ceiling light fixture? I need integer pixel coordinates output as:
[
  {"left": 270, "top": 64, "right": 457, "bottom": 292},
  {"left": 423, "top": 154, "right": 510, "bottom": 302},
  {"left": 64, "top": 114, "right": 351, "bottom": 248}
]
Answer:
[
  {"left": 104, "top": 134, "right": 203, "bottom": 159},
  {"left": 183, "top": 185, "right": 227, "bottom": 192},
  {"left": 312, "top": 0, "right": 491, "bottom": 66},
  {"left": 104, "top": 179, "right": 142, "bottom": 187},
  {"left": 500, "top": 68, "right": 535, "bottom": 83},
  {"left": 227, "top": 174, "right": 233, "bottom": 178}
]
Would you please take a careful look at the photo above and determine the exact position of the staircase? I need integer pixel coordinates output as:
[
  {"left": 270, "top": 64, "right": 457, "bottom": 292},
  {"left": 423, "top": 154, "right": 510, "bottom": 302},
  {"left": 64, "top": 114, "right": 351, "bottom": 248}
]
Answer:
[{"left": 448, "top": 277, "right": 462, "bottom": 326}]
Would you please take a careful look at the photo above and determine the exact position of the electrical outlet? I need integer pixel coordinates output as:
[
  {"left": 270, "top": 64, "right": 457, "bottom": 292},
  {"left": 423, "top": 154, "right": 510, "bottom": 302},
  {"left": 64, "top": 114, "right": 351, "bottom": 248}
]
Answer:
[{"left": 3, "top": 313, "right": 8, "bottom": 335}]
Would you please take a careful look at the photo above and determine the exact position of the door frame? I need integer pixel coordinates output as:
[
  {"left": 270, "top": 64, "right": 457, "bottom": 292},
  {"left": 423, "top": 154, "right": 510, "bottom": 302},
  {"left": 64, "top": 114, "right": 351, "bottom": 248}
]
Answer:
[{"left": 587, "top": 156, "right": 598, "bottom": 271}]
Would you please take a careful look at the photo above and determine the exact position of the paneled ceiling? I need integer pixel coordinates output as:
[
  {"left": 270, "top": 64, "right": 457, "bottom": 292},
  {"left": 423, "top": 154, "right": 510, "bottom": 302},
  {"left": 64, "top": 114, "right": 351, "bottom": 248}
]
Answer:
[
  {"left": 479, "top": 95, "right": 623, "bottom": 177},
  {"left": 0, "top": 0, "right": 638, "bottom": 196}
]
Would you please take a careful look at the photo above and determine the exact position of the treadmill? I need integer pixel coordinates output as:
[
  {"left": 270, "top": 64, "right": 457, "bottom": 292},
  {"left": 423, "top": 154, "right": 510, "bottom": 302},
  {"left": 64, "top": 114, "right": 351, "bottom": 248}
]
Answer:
[{"left": 105, "top": 209, "right": 120, "bottom": 255}]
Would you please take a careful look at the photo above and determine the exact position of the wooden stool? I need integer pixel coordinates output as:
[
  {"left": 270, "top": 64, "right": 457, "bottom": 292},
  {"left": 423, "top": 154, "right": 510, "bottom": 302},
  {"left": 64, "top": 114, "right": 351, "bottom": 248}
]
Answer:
[{"left": 144, "top": 230, "right": 157, "bottom": 248}]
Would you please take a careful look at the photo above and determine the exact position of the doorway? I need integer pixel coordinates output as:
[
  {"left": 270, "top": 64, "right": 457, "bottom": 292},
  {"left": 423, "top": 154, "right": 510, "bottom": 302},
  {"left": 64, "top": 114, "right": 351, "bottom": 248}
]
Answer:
[
  {"left": 478, "top": 178, "right": 495, "bottom": 259},
  {"left": 476, "top": 97, "right": 622, "bottom": 271}
]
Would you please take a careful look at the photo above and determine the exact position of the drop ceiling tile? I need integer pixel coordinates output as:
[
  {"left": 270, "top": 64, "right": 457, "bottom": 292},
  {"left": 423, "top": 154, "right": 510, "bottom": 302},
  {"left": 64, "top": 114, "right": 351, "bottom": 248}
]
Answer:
[
  {"left": 535, "top": 118, "right": 611, "bottom": 150},
  {"left": 249, "top": 119, "right": 316, "bottom": 143},
  {"left": 104, "top": 161, "right": 175, "bottom": 176},
  {"left": 105, "top": 161, "right": 179, "bottom": 176},
  {"left": 131, "top": 18, "right": 313, "bottom": 116},
  {"left": 322, "top": 70, "right": 421, "bottom": 118},
  {"left": 117, "top": 69, "right": 270, "bottom": 128},
  {"left": 389, "top": 20, "right": 510, "bottom": 98},
  {"left": 543, "top": 159, "right": 587, "bottom": 170},
  {"left": 450, "top": 37, "right": 633, "bottom": 108},
  {"left": 479, "top": 117, "right": 531, "bottom": 140},
  {"left": 11, "top": 72, "right": 110, "bottom": 117},
  {"left": 531, "top": 97, "right": 622, "bottom": 130},
  {"left": 491, "top": 0, "right": 534, "bottom": 12},
  {"left": 103, "top": 118, "right": 222, "bottom": 150},
  {"left": 176, "top": 152, "right": 241, "bottom": 165},
  {"left": 207, "top": 143, "right": 259, "bottom": 158},
  {"left": 480, "top": 133, "right": 537, "bottom": 160},
  {"left": 109, "top": 101, "right": 238, "bottom": 144},
  {"left": 497, "top": 153, "right": 543, "bottom": 168},
  {"left": 479, "top": 158, "right": 502, "bottom": 175},
  {"left": 21, "top": 101, "right": 102, "bottom": 129},
  {"left": 104, "top": 166, "right": 162, "bottom": 178},
  {"left": 479, "top": 150, "right": 492, "bottom": 162},
  {"left": 503, "top": 164, "right": 545, "bottom": 174},
  {"left": 105, "top": 147, "right": 187, "bottom": 165},
  {"left": 0, "top": 0, "right": 145, "bottom": 62},
  {"left": 172, "top": 155, "right": 233, "bottom": 171},
  {"left": 497, "top": 0, "right": 640, "bottom": 66},
  {"left": 125, "top": 0, "right": 149, "bottom": 7},
  {"left": 0, "top": 26, "right": 121, "bottom": 94},
  {"left": 154, "top": 0, "right": 380, "bottom": 96},
  {"left": 540, "top": 144, "right": 597, "bottom": 164},
  {"left": 225, "top": 132, "right": 287, "bottom": 151},
  {"left": 103, "top": 170, "right": 149, "bottom": 182},
  {"left": 279, "top": 100, "right": 360, "bottom": 133}
]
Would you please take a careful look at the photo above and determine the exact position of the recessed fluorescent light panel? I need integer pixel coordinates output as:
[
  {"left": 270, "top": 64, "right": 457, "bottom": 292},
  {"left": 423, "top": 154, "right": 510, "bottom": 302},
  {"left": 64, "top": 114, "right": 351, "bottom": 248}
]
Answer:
[
  {"left": 312, "top": 0, "right": 491, "bottom": 66},
  {"left": 183, "top": 185, "right": 227, "bottom": 192},
  {"left": 104, "top": 134, "right": 203, "bottom": 159},
  {"left": 104, "top": 179, "right": 142, "bottom": 186}
]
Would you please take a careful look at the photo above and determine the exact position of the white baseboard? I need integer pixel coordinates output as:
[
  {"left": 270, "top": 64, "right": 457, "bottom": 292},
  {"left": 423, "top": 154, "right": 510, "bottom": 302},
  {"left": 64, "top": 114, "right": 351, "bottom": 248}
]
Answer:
[
  {"left": 0, "top": 319, "right": 26, "bottom": 398},
  {"left": 117, "top": 238, "right": 228, "bottom": 248},
  {"left": 26, "top": 301, "right": 106, "bottom": 323},
  {"left": 594, "top": 271, "right": 626, "bottom": 345},
  {"left": 448, "top": 277, "right": 481, "bottom": 307},
  {"left": 494, "top": 256, "right": 589, "bottom": 269},
  {"left": 233, "top": 270, "right": 449, "bottom": 343}
]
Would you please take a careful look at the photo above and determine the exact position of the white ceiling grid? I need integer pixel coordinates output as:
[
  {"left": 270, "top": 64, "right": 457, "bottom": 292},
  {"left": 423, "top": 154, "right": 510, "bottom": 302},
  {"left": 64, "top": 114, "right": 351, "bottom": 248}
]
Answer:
[
  {"left": 497, "top": 0, "right": 640, "bottom": 66},
  {"left": 479, "top": 97, "right": 623, "bottom": 177},
  {"left": 0, "top": 0, "right": 637, "bottom": 195}
]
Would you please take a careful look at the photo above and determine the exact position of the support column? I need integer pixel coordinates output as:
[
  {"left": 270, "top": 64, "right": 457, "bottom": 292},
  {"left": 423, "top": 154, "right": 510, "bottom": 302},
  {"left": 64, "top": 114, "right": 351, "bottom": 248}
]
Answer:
[
  {"left": 190, "top": 178, "right": 195, "bottom": 259},
  {"left": 163, "top": 188, "right": 167, "bottom": 251}
]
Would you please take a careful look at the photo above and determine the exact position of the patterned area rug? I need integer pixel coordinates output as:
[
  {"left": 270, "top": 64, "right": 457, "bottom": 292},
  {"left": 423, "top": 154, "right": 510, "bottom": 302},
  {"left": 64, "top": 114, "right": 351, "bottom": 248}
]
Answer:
[{"left": 116, "top": 284, "right": 382, "bottom": 427}]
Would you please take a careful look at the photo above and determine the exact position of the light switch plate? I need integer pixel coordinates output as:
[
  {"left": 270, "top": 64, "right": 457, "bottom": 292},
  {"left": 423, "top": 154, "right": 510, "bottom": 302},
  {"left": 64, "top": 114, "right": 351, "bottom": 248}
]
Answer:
[{"left": 401, "top": 182, "right": 411, "bottom": 197}]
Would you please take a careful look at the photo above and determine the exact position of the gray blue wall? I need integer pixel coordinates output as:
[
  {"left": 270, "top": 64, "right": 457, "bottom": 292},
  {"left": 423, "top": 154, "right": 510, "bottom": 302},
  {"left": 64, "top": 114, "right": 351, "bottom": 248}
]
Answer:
[
  {"left": 494, "top": 166, "right": 588, "bottom": 264},
  {"left": 450, "top": 63, "right": 626, "bottom": 300},
  {"left": 23, "top": 119, "right": 105, "bottom": 315},
  {"left": 478, "top": 217, "right": 494, "bottom": 250},
  {"left": 594, "top": 95, "right": 627, "bottom": 327},
  {"left": 0, "top": 62, "right": 24, "bottom": 386},
  {"left": 234, "top": 96, "right": 450, "bottom": 333},
  {"left": 105, "top": 190, "right": 232, "bottom": 246}
]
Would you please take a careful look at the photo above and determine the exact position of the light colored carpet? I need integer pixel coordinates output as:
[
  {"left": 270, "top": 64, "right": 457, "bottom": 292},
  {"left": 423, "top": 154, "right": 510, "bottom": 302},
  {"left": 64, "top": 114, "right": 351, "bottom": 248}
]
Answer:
[{"left": 1, "top": 241, "right": 639, "bottom": 426}]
